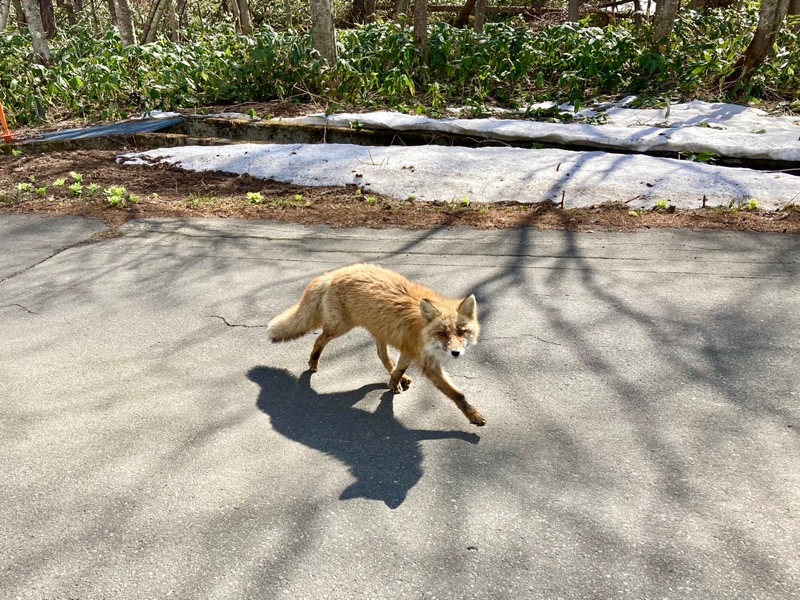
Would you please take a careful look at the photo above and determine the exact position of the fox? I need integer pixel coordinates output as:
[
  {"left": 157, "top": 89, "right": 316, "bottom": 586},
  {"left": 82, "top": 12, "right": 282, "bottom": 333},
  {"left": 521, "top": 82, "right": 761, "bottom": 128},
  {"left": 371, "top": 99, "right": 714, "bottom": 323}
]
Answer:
[{"left": 267, "top": 263, "right": 485, "bottom": 426}]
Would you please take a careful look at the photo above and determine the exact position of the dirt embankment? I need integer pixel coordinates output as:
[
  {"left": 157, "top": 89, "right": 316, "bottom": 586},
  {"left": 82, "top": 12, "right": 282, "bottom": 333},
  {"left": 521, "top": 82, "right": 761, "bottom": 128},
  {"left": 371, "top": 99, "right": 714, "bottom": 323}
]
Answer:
[{"left": 2, "top": 148, "right": 798, "bottom": 234}]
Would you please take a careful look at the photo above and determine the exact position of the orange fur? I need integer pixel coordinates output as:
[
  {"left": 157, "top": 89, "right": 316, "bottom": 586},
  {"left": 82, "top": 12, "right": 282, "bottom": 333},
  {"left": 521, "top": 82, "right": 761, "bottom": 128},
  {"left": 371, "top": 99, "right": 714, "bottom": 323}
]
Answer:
[{"left": 268, "top": 264, "right": 485, "bottom": 426}]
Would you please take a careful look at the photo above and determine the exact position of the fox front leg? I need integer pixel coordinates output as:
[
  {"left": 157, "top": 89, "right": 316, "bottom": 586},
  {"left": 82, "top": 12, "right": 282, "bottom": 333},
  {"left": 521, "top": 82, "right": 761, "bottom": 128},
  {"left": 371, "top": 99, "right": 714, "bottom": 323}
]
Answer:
[
  {"left": 423, "top": 363, "right": 485, "bottom": 426},
  {"left": 388, "top": 352, "right": 413, "bottom": 393}
]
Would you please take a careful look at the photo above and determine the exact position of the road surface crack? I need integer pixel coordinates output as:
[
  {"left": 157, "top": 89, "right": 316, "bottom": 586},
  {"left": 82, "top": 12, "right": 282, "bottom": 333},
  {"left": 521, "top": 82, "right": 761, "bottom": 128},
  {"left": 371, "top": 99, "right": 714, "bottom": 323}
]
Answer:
[
  {"left": 208, "top": 315, "right": 268, "bottom": 328},
  {"left": 485, "top": 333, "right": 564, "bottom": 346},
  {"left": 1, "top": 303, "right": 37, "bottom": 314},
  {"left": 0, "top": 229, "right": 113, "bottom": 285}
]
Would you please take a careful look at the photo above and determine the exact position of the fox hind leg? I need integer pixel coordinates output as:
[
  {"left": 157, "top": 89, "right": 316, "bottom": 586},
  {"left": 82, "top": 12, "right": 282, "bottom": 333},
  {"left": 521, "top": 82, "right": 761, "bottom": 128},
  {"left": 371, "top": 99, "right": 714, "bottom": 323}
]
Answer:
[{"left": 308, "top": 325, "right": 351, "bottom": 372}]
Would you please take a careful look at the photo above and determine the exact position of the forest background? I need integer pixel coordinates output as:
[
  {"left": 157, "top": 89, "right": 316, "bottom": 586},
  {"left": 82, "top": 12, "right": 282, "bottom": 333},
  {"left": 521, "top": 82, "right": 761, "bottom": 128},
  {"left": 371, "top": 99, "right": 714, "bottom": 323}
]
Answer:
[{"left": 1, "top": 0, "right": 799, "bottom": 127}]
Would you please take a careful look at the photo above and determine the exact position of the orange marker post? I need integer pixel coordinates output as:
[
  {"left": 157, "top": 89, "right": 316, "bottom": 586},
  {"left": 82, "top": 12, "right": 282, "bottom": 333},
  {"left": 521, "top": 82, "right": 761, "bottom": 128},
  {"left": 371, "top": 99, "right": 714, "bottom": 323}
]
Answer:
[{"left": 0, "top": 102, "right": 14, "bottom": 142}]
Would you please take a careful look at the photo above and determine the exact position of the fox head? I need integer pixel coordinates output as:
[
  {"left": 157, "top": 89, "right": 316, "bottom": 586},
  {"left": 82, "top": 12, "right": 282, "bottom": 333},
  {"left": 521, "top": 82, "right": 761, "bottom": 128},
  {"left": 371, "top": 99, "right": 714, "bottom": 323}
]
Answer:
[{"left": 420, "top": 295, "right": 480, "bottom": 361}]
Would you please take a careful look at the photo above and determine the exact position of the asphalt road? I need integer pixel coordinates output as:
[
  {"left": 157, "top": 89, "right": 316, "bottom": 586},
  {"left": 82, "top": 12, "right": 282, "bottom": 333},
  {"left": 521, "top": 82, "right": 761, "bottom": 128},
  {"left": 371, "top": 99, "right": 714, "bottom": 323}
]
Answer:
[{"left": 1, "top": 215, "right": 798, "bottom": 599}]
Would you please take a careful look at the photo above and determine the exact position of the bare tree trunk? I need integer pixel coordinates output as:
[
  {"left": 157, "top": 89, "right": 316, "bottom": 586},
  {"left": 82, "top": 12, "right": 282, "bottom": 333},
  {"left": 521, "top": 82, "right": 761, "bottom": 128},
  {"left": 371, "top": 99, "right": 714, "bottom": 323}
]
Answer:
[
  {"left": 38, "top": 0, "right": 55, "bottom": 37},
  {"left": 58, "top": 0, "right": 77, "bottom": 26},
  {"left": 413, "top": 0, "right": 428, "bottom": 55},
  {"left": 167, "top": 0, "right": 179, "bottom": 40},
  {"left": 284, "top": 0, "right": 292, "bottom": 26},
  {"left": 790, "top": 0, "right": 799, "bottom": 30},
  {"left": 235, "top": 0, "right": 251, "bottom": 34},
  {"left": 474, "top": 0, "right": 486, "bottom": 32},
  {"left": 310, "top": 0, "right": 336, "bottom": 63},
  {"left": 87, "top": 0, "right": 99, "bottom": 31},
  {"left": 395, "top": 0, "right": 411, "bottom": 27},
  {"left": 350, "top": 0, "right": 376, "bottom": 23},
  {"left": 113, "top": 0, "right": 137, "bottom": 45},
  {"left": 12, "top": 0, "right": 25, "bottom": 27},
  {"left": 228, "top": 0, "right": 241, "bottom": 32},
  {"left": 726, "top": 0, "right": 790, "bottom": 84},
  {"left": 350, "top": 0, "right": 363, "bottom": 23},
  {"left": 653, "top": 0, "right": 680, "bottom": 48},
  {"left": 568, "top": 0, "right": 580, "bottom": 21},
  {"left": 20, "top": 0, "right": 51, "bottom": 63},
  {"left": 455, "top": 0, "right": 475, "bottom": 27},
  {"left": 0, "top": 0, "right": 11, "bottom": 29},
  {"left": 693, "top": 0, "right": 735, "bottom": 7},
  {"left": 142, "top": 0, "right": 170, "bottom": 43},
  {"left": 176, "top": 0, "right": 188, "bottom": 28}
]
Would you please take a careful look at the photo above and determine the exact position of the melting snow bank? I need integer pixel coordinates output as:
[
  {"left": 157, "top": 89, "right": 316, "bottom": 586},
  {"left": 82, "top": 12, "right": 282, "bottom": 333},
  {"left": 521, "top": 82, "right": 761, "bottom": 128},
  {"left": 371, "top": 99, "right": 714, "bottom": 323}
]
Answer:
[
  {"left": 120, "top": 143, "right": 800, "bottom": 211},
  {"left": 282, "top": 101, "right": 800, "bottom": 163}
]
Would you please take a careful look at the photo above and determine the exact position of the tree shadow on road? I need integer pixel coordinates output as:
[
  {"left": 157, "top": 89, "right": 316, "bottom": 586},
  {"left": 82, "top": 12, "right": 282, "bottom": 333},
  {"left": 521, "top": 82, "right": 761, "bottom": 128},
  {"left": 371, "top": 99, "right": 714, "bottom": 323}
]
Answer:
[{"left": 248, "top": 366, "right": 480, "bottom": 508}]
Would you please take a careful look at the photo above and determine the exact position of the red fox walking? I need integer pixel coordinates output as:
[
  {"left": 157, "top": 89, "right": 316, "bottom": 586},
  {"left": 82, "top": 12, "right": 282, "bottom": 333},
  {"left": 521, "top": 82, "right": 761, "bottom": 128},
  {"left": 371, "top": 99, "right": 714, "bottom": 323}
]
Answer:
[{"left": 268, "top": 264, "right": 485, "bottom": 426}]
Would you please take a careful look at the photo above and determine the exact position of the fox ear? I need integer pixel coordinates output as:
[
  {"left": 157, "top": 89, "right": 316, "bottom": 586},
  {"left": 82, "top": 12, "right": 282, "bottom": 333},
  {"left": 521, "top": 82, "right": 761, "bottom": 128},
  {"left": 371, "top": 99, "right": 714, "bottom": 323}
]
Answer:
[
  {"left": 420, "top": 298, "right": 440, "bottom": 322},
  {"left": 458, "top": 294, "right": 477, "bottom": 319}
]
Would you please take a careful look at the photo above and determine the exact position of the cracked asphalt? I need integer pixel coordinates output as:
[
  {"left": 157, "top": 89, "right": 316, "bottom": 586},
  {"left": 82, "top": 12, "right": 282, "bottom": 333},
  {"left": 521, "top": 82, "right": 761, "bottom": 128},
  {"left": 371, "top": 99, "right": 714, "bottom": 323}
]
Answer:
[{"left": 1, "top": 215, "right": 799, "bottom": 599}]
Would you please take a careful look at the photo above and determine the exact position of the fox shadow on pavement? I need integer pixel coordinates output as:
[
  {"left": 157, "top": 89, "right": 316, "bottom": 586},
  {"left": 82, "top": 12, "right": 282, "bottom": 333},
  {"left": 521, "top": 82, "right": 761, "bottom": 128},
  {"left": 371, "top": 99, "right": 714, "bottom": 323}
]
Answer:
[{"left": 248, "top": 366, "right": 480, "bottom": 508}]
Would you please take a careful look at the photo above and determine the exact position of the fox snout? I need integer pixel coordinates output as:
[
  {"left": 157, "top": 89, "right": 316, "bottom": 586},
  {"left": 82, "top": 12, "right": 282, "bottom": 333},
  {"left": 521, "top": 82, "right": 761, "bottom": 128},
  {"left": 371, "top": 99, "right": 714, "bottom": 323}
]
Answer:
[
  {"left": 449, "top": 347, "right": 465, "bottom": 358},
  {"left": 429, "top": 335, "right": 470, "bottom": 360}
]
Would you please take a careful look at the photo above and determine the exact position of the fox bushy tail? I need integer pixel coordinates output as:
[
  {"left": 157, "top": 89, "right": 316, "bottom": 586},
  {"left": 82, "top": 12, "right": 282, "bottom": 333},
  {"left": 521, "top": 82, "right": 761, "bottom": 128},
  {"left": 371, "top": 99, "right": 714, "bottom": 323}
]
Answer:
[{"left": 267, "top": 276, "right": 329, "bottom": 342}]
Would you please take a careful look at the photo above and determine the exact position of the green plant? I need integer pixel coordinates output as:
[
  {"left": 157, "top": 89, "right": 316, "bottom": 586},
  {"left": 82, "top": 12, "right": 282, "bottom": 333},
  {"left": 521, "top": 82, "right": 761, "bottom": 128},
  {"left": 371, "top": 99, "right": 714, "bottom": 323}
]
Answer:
[
  {"left": 682, "top": 151, "right": 718, "bottom": 163},
  {"left": 85, "top": 183, "right": 101, "bottom": 196},
  {"left": 443, "top": 197, "right": 474, "bottom": 211},
  {"left": 11, "top": 149, "right": 22, "bottom": 156},
  {"left": 186, "top": 193, "right": 214, "bottom": 207},
  {"left": 35, "top": 186, "right": 47, "bottom": 197},
  {"left": 366, "top": 195, "right": 378, "bottom": 205},
  {"left": 247, "top": 191, "right": 264, "bottom": 204},
  {"left": 744, "top": 198, "right": 759, "bottom": 211},
  {"left": 53, "top": 178, "right": 66, "bottom": 187},
  {"left": 16, "top": 182, "right": 32, "bottom": 193},
  {"left": 104, "top": 185, "right": 137, "bottom": 207},
  {"left": 273, "top": 194, "right": 310, "bottom": 208},
  {"left": 69, "top": 182, "right": 83, "bottom": 196},
  {"left": 0, "top": 6, "right": 797, "bottom": 127},
  {"left": 69, "top": 171, "right": 83, "bottom": 183}
]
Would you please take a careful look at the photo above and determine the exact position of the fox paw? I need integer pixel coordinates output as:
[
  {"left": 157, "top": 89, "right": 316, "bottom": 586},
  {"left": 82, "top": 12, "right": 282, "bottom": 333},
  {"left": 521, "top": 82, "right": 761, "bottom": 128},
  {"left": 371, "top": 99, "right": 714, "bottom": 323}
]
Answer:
[
  {"left": 468, "top": 411, "right": 486, "bottom": 427},
  {"left": 388, "top": 375, "right": 412, "bottom": 393}
]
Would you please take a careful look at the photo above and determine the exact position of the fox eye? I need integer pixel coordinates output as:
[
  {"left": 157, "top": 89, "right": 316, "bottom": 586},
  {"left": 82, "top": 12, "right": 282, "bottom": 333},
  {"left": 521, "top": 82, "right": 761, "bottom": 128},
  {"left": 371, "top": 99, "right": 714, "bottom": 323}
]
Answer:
[
  {"left": 437, "top": 331, "right": 448, "bottom": 339},
  {"left": 457, "top": 328, "right": 468, "bottom": 336}
]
